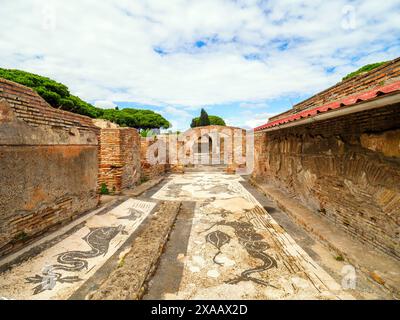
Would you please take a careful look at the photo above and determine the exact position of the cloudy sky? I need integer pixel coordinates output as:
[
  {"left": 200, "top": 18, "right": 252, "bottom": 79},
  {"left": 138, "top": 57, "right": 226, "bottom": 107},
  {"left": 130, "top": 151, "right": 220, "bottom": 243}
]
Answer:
[{"left": 1, "top": 0, "right": 399, "bottom": 130}]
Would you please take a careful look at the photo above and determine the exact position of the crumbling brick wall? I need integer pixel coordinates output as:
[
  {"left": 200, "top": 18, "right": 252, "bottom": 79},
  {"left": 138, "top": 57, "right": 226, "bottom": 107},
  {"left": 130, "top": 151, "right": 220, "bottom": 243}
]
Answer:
[
  {"left": 253, "top": 103, "right": 400, "bottom": 260},
  {"left": 0, "top": 78, "right": 99, "bottom": 257},
  {"left": 140, "top": 137, "right": 169, "bottom": 180},
  {"left": 181, "top": 125, "right": 247, "bottom": 167},
  {"left": 97, "top": 127, "right": 140, "bottom": 193}
]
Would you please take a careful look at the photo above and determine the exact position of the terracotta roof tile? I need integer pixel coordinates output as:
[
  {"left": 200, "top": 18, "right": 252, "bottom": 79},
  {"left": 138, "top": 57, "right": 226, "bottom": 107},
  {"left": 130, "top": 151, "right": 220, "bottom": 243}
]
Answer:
[{"left": 254, "top": 81, "right": 400, "bottom": 131}]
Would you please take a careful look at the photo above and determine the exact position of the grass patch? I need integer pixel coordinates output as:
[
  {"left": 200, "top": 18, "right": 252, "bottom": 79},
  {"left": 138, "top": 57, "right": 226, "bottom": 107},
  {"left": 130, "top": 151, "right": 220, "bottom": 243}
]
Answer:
[
  {"left": 100, "top": 183, "right": 109, "bottom": 195},
  {"left": 118, "top": 255, "right": 126, "bottom": 268},
  {"left": 335, "top": 254, "right": 345, "bottom": 261},
  {"left": 140, "top": 176, "right": 149, "bottom": 184},
  {"left": 342, "top": 61, "right": 388, "bottom": 81},
  {"left": 13, "top": 231, "right": 28, "bottom": 243}
]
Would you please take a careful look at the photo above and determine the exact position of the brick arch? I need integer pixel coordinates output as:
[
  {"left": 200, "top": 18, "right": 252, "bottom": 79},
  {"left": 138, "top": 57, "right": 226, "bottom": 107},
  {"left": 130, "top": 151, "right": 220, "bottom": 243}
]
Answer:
[
  {"left": 192, "top": 133, "right": 213, "bottom": 153},
  {"left": 178, "top": 125, "right": 247, "bottom": 166}
]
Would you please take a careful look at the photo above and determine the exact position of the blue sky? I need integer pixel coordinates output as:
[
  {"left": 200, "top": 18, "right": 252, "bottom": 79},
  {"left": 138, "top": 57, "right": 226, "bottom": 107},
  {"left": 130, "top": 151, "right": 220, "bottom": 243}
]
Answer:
[
  {"left": 0, "top": 0, "right": 400, "bottom": 130},
  {"left": 116, "top": 94, "right": 310, "bottom": 130}
]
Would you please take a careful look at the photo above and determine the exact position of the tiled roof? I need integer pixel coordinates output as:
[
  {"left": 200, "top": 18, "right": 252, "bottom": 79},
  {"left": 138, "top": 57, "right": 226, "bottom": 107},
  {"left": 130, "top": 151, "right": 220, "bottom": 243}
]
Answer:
[{"left": 254, "top": 81, "right": 400, "bottom": 132}]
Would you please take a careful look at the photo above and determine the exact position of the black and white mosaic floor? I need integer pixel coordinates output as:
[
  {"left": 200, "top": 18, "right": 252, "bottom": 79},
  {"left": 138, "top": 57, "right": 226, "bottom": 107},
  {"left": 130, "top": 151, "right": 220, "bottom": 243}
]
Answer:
[
  {"left": 0, "top": 199, "right": 156, "bottom": 299},
  {"left": 151, "top": 173, "right": 354, "bottom": 300},
  {"left": 0, "top": 172, "right": 355, "bottom": 300}
]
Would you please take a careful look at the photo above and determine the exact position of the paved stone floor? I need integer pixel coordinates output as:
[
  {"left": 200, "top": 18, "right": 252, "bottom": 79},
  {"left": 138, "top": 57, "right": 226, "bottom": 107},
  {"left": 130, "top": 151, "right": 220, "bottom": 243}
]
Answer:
[
  {"left": 1, "top": 172, "right": 388, "bottom": 300},
  {"left": 0, "top": 198, "right": 157, "bottom": 300},
  {"left": 146, "top": 173, "right": 354, "bottom": 300}
]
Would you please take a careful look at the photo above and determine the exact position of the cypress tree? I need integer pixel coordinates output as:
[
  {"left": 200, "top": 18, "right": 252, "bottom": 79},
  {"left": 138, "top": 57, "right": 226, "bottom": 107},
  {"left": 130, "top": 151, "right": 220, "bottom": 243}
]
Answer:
[{"left": 199, "top": 108, "right": 210, "bottom": 126}]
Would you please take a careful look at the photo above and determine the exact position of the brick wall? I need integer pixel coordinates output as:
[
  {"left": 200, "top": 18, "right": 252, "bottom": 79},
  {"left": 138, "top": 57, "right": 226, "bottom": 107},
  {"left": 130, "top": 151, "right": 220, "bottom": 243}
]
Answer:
[
  {"left": 269, "top": 58, "right": 400, "bottom": 122},
  {"left": 179, "top": 125, "right": 247, "bottom": 170},
  {"left": 0, "top": 78, "right": 96, "bottom": 134},
  {"left": 253, "top": 102, "right": 400, "bottom": 260},
  {"left": 0, "top": 78, "right": 99, "bottom": 257},
  {"left": 97, "top": 127, "right": 141, "bottom": 193},
  {"left": 140, "top": 138, "right": 169, "bottom": 180},
  {"left": 139, "top": 126, "right": 248, "bottom": 175}
]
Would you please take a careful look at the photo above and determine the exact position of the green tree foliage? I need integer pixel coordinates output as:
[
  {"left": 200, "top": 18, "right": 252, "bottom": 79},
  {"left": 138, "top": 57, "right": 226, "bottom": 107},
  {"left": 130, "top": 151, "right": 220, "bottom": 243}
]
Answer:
[
  {"left": 190, "top": 113, "right": 226, "bottom": 128},
  {"left": 208, "top": 115, "right": 226, "bottom": 126},
  {"left": 0, "top": 68, "right": 170, "bottom": 129},
  {"left": 190, "top": 118, "right": 198, "bottom": 128},
  {"left": 342, "top": 61, "right": 388, "bottom": 81},
  {"left": 101, "top": 108, "right": 169, "bottom": 129},
  {"left": 0, "top": 68, "right": 101, "bottom": 118}
]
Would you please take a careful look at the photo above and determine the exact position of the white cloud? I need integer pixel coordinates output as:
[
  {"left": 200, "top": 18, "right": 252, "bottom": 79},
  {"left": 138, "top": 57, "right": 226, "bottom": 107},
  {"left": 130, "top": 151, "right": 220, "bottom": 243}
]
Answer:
[
  {"left": 94, "top": 100, "right": 117, "bottom": 109},
  {"left": 161, "top": 106, "right": 192, "bottom": 118},
  {"left": 0, "top": 0, "right": 399, "bottom": 129},
  {"left": 226, "top": 111, "right": 278, "bottom": 130},
  {"left": 160, "top": 105, "right": 193, "bottom": 130}
]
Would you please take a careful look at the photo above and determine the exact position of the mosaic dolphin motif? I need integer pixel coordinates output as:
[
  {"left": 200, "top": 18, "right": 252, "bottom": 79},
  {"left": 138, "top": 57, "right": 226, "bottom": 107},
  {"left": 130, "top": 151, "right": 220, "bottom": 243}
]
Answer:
[
  {"left": 203, "top": 220, "right": 277, "bottom": 288},
  {"left": 26, "top": 225, "right": 122, "bottom": 295},
  {"left": 206, "top": 230, "right": 231, "bottom": 265}
]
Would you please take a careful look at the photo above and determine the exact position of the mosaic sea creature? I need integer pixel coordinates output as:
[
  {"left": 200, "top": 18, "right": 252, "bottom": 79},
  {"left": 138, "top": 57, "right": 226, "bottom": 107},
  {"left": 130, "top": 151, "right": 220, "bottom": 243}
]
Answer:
[
  {"left": 165, "top": 183, "right": 191, "bottom": 197},
  {"left": 25, "top": 225, "right": 122, "bottom": 295},
  {"left": 118, "top": 207, "right": 143, "bottom": 221},
  {"left": 206, "top": 230, "right": 231, "bottom": 265},
  {"left": 203, "top": 220, "right": 277, "bottom": 288}
]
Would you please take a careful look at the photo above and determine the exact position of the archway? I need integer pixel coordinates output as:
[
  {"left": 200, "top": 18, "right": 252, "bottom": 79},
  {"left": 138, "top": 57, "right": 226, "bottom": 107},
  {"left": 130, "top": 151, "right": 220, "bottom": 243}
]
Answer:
[
  {"left": 176, "top": 125, "right": 247, "bottom": 169},
  {"left": 193, "top": 134, "right": 213, "bottom": 164}
]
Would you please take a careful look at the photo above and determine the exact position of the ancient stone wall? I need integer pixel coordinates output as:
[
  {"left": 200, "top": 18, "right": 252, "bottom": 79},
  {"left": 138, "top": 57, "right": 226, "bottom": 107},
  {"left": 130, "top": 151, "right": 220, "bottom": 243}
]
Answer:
[
  {"left": 97, "top": 127, "right": 141, "bottom": 194},
  {"left": 0, "top": 78, "right": 99, "bottom": 257},
  {"left": 180, "top": 125, "right": 247, "bottom": 170},
  {"left": 140, "top": 137, "right": 170, "bottom": 180},
  {"left": 253, "top": 102, "right": 400, "bottom": 260},
  {"left": 139, "top": 126, "right": 248, "bottom": 177}
]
